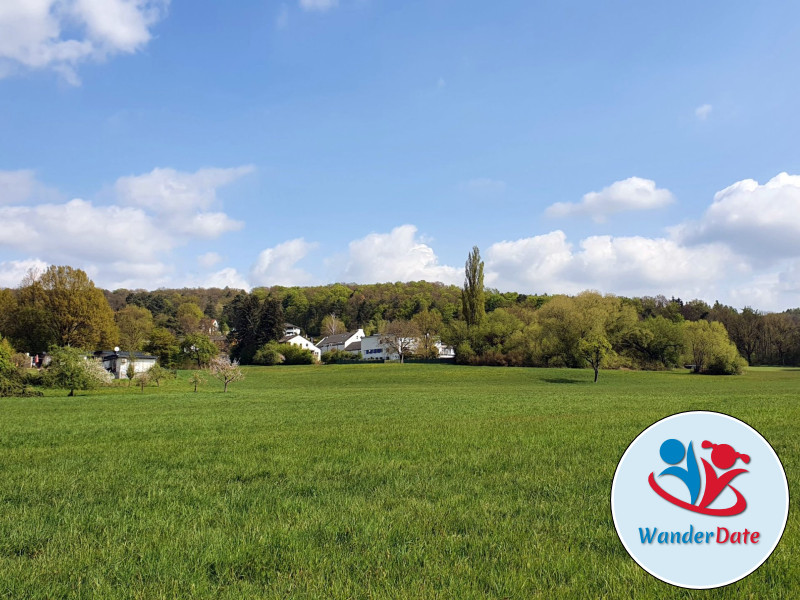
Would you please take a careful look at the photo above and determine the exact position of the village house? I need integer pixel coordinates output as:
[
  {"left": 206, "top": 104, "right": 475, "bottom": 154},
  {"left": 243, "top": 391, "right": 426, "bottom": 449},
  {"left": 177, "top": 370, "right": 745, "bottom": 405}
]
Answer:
[
  {"left": 316, "top": 329, "right": 365, "bottom": 354},
  {"left": 94, "top": 349, "right": 158, "bottom": 379},
  {"left": 356, "top": 334, "right": 455, "bottom": 361},
  {"left": 278, "top": 332, "right": 322, "bottom": 361}
]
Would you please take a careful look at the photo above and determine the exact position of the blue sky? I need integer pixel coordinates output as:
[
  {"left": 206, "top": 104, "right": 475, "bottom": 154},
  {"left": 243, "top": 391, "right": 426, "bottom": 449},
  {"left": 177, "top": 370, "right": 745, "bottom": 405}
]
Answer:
[{"left": 1, "top": 1, "right": 800, "bottom": 310}]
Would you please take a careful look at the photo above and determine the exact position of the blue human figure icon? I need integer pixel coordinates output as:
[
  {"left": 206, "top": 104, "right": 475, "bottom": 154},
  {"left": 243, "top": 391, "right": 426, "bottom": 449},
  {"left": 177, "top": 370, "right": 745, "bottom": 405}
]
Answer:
[{"left": 658, "top": 439, "right": 701, "bottom": 505}]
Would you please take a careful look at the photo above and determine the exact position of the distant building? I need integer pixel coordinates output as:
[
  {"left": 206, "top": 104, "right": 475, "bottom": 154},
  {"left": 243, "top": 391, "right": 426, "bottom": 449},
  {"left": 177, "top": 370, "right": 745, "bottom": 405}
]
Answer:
[
  {"left": 317, "top": 329, "right": 365, "bottom": 354},
  {"left": 94, "top": 350, "right": 157, "bottom": 379},
  {"left": 284, "top": 323, "right": 302, "bottom": 337},
  {"left": 278, "top": 333, "right": 321, "bottom": 361},
  {"left": 357, "top": 334, "right": 455, "bottom": 361}
]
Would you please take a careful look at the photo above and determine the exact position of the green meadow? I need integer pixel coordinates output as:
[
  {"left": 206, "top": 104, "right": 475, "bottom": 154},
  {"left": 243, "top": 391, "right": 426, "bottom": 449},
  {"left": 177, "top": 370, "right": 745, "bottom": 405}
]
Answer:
[{"left": 0, "top": 365, "right": 797, "bottom": 599}]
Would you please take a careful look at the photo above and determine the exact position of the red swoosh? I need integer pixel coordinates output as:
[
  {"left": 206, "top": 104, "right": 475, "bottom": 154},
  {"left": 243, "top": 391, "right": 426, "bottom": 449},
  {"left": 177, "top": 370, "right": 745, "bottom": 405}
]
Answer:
[{"left": 648, "top": 472, "right": 747, "bottom": 516}]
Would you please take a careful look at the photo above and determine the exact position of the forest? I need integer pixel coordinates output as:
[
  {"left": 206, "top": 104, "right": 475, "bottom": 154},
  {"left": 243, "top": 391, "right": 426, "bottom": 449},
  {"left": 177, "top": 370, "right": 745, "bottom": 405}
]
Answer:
[{"left": 1, "top": 253, "right": 799, "bottom": 390}]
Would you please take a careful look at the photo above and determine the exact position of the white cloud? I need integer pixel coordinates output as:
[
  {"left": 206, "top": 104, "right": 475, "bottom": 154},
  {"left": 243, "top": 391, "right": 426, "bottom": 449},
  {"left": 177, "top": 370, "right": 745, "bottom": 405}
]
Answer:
[
  {"left": 250, "top": 238, "right": 317, "bottom": 287},
  {"left": 340, "top": 225, "right": 461, "bottom": 285},
  {"left": 197, "top": 251, "right": 222, "bottom": 269},
  {"left": 0, "top": 169, "right": 60, "bottom": 205},
  {"left": 0, "top": 199, "right": 170, "bottom": 262},
  {"left": 195, "top": 267, "right": 249, "bottom": 291},
  {"left": 116, "top": 165, "right": 254, "bottom": 214},
  {"left": 0, "top": 0, "right": 168, "bottom": 84},
  {"left": 115, "top": 165, "right": 251, "bottom": 239},
  {"left": 0, "top": 170, "right": 37, "bottom": 204},
  {"left": 695, "top": 104, "right": 713, "bottom": 120},
  {"left": 676, "top": 172, "right": 800, "bottom": 261},
  {"left": 299, "top": 0, "right": 338, "bottom": 12},
  {"left": 546, "top": 177, "right": 674, "bottom": 223},
  {"left": 0, "top": 167, "right": 249, "bottom": 290},
  {"left": 485, "top": 231, "right": 743, "bottom": 300},
  {"left": 0, "top": 258, "right": 48, "bottom": 288}
]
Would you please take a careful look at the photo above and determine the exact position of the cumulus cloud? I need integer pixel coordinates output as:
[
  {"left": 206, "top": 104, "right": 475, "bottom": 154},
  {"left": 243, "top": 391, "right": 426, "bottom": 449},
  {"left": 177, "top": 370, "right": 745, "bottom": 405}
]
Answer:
[
  {"left": 675, "top": 172, "right": 800, "bottom": 262},
  {"left": 197, "top": 251, "right": 222, "bottom": 269},
  {"left": 0, "top": 258, "right": 48, "bottom": 288},
  {"left": 0, "top": 0, "right": 168, "bottom": 84},
  {"left": 0, "top": 169, "right": 60, "bottom": 205},
  {"left": 115, "top": 166, "right": 254, "bottom": 214},
  {"left": 250, "top": 238, "right": 318, "bottom": 287},
  {"left": 695, "top": 104, "right": 713, "bottom": 120},
  {"left": 0, "top": 199, "right": 170, "bottom": 261},
  {"left": 546, "top": 177, "right": 674, "bottom": 223},
  {"left": 340, "top": 225, "right": 461, "bottom": 285},
  {"left": 485, "top": 231, "right": 743, "bottom": 300},
  {"left": 115, "top": 165, "right": 251, "bottom": 239},
  {"left": 0, "top": 167, "right": 249, "bottom": 290},
  {"left": 299, "top": 0, "right": 338, "bottom": 12}
]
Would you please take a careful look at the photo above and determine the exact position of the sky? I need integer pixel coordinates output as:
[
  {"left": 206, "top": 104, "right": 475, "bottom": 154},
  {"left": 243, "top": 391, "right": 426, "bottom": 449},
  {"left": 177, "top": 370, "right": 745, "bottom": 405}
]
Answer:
[{"left": 1, "top": 1, "right": 800, "bottom": 310}]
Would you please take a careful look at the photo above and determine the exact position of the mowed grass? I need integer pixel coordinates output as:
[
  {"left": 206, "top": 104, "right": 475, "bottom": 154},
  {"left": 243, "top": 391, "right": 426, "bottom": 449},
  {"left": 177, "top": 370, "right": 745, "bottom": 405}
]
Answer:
[{"left": 0, "top": 365, "right": 798, "bottom": 599}]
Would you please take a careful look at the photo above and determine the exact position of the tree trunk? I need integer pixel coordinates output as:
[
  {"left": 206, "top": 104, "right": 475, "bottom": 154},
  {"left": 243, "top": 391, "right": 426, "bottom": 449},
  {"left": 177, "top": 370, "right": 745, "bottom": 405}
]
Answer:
[
  {"left": 593, "top": 366, "right": 599, "bottom": 383},
  {"left": 224, "top": 380, "right": 229, "bottom": 392},
  {"left": 68, "top": 389, "right": 74, "bottom": 397}
]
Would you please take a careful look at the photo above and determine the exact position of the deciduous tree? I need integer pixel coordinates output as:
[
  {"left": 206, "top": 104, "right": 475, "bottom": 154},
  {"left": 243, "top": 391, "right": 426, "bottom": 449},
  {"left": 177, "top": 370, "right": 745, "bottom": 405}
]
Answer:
[
  {"left": 16, "top": 266, "right": 118, "bottom": 350},
  {"left": 380, "top": 320, "right": 420, "bottom": 363},
  {"left": 209, "top": 355, "right": 244, "bottom": 392},
  {"left": 115, "top": 305, "right": 154, "bottom": 351}
]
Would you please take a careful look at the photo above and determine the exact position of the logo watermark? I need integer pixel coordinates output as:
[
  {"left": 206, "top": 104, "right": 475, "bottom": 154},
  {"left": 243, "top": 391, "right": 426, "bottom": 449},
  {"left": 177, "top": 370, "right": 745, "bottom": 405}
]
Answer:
[{"left": 611, "top": 411, "right": 789, "bottom": 589}]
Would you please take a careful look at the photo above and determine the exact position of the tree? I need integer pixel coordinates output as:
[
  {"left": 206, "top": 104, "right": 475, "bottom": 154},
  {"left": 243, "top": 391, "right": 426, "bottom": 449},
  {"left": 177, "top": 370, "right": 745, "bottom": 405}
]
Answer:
[
  {"left": 177, "top": 302, "right": 205, "bottom": 335},
  {"left": 115, "top": 305, "right": 154, "bottom": 351},
  {"left": 461, "top": 246, "right": 485, "bottom": 327},
  {"left": 209, "top": 356, "right": 244, "bottom": 392},
  {"left": 15, "top": 266, "right": 119, "bottom": 351},
  {"left": 0, "top": 289, "right": 17, "bottom": 340},
  {"left": 134, "top": 371, "right": 150, "bottom": 392},
  {"left": 44, "top": 346, "right": 112, "bottom": 396},
  {"left": 145, "top": 327, "right": 181, "bottom": 368},
  {"left": 623, "top": 316, "right": 685, "bottom": 368},
  {"left": 579, "top": 330, "right": 611, "bottom": 383},
  {"left": 225, "top": 293, "right": 284, "bottom": 364},
  {"left": 321, "top": 313, "right": 345, "bottom": 337},
  {"left": 189, "top": 371, "right": 206, "bottom": 392},
  {"left": 181, "top": 333, "right": 219, "bottom": 368},
  {"left": 147, "top": 364, "right": 175, "bottom": 387},
  {"left": 764, "top": 313, "right": 797, "bottom": 366},
  {"left": 728, "top": 307, "right": 762, "bottom": 365},
  {"left": 380, "top": 320, "right": 420, "bottom": 363},
  {"left": 412, "top": 308, "right": 443, "bottom": 358},
  {"left": 682, "top": 321, "right": 746, "bottom": 375}
]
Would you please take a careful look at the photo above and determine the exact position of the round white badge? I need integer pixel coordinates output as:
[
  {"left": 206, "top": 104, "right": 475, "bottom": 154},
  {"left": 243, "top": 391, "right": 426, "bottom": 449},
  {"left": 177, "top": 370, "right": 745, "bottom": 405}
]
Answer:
[{"left": 611, "top": 411, "right": 789, "bottom": 589}]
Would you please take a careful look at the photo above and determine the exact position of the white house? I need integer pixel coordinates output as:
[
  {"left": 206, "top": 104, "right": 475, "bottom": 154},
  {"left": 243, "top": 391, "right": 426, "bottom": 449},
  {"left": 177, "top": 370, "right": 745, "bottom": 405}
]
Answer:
[
  {"left": 357, "top": 334, "right": 455, "bottom": 361},
  {"left": 284, "top": 322, "right": 301, "bottom": 337},
  {"left": 359, "top": 334, "right": 394, "bottom": 360},
  {"left": 278, "top": 333, "right": 321, "bottom": 361},
  {"left": 94, "top": 350, "right": 158, "bottom": 379},
  {"left": 317, "top": 329, "right": 365, "bottom": 354}
]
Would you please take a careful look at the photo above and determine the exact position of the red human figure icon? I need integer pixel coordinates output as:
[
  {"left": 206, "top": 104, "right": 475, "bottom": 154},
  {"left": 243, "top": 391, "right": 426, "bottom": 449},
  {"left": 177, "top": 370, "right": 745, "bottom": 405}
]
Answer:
[{"left": 698, "top": 441, "right": 750, "bottom": 510}]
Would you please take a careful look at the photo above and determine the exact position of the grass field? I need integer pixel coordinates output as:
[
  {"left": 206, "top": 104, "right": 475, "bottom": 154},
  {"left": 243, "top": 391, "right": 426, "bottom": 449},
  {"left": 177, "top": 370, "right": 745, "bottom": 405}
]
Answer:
[{"left": 0, "top": 365, "right": 797, "bottom": 599}]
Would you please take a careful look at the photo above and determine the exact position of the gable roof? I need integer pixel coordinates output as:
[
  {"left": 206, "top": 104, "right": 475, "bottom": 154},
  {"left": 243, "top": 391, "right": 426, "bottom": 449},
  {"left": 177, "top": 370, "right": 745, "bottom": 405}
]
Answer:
[
  {"left": 94, "top": 350, "right": 157, "bottom": 360},
  {"left": 344, "top": 341, "right": 361, "bottom": 351},
  {"left": 317, "top": 331, "right": 357, "bottom": 346}
]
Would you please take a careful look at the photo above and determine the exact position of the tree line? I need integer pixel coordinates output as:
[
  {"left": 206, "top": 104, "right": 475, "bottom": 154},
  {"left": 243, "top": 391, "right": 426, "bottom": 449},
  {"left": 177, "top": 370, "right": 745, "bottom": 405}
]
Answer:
[{"left": 1, "top": 254, "right": 799, "bottom": 385}]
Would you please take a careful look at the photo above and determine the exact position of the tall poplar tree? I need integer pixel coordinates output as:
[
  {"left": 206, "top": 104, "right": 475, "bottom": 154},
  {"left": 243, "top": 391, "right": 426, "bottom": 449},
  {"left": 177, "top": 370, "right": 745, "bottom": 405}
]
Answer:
[{"left": 461, "top": 246, "right": 485, "bottom": 327}]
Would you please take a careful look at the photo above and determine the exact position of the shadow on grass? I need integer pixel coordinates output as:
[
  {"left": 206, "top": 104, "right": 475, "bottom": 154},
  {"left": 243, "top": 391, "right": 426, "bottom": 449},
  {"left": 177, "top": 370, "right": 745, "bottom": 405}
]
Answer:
[{"left": 542, "top": 377, "right": 588, "bottom": 385}]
